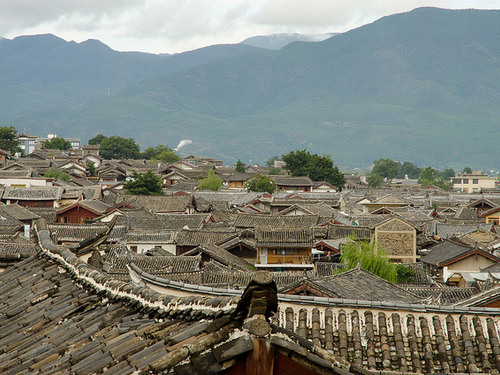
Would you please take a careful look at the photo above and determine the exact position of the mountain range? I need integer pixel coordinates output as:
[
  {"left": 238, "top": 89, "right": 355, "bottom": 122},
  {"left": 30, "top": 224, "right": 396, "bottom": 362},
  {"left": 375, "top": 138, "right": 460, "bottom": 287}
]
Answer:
[{"left": 2, "top": 7, "right": 500, "bottom": 171}]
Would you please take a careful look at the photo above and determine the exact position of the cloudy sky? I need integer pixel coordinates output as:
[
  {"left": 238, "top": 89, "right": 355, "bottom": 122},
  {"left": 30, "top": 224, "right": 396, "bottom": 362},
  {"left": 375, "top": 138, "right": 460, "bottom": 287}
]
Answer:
[{"left": 1, "top": 0, "right": 498, "bottom": 54}]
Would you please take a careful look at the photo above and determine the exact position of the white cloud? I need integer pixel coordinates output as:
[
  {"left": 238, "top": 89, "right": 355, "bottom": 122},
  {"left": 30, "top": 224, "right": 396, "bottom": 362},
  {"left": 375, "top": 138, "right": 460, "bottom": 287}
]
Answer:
[{"left": 0, "top": 0, "right": 498, "bottom": 54}]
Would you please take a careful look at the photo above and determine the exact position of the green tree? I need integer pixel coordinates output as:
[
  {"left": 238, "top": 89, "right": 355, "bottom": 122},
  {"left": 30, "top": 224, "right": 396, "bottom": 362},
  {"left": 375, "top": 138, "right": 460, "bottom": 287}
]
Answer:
[
  {"left": 0, "top": 126, "right": 21, "bottom": 154},
  {"left": 398, "top": 162, "right": 422, "bottom": 179},
  {"left": 418, "top": 167, "right": 438, "bottom": 185},
  {"left": 395, "top": 264, "right": 417, "bottom": 283},
  {"left": 338, "top": 238, "right": 396, "bottom": 283},
  {"left": 440, "top": 168, "right": 455, "bottom": 179},
  {"left": 265, "top": 156, "right": 280, "bottom": 168},
  {"left": 198, "top": 170, "right": 222, "bottom": 191},
  {"left": 281, "top": 149, "right": 345, "bottom": 190},
  {"left": 245, "top": 174, "right": 277, "bottom": 194},
  {"left": 463, "top": 167, "right": 473, "bottom": 174},
  {"left": 124, "top": 170, "right": 164, "bottom": 195},
  {"left": 372, "top": 158, "right": 400, "bottom": 179},
  {"left": 42, "top": 137, "right": 72, "bottom": 150},
  {"left": 100, "top": 136, "right": 141, "bottom": 159},
  {"left": 268, "top": 167, "right": 281, "bottom": 175},
  {"left": 87, "top": 162, "right": 96, "bottom": 176},
  {"left": 44, "top": 169, "right": 70, "bottom": 181},
  {"left": 88, "top": 134, "right": 107, "bottom": 145},
  {"left": 366, "top": 172, "right": 384, "bottom": 187},
  {"left": 235, "top": 159, "right": 245, "bottom": 173},
  {"left": 142, "top": 145, "right": 180, "bottom": 164}
]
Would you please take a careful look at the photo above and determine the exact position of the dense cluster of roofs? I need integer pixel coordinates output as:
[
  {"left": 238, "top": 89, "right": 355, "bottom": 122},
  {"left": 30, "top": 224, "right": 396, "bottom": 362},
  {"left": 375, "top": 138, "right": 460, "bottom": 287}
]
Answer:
[{"left": 3, "top": 149, "right": 500, "bottom": 373}]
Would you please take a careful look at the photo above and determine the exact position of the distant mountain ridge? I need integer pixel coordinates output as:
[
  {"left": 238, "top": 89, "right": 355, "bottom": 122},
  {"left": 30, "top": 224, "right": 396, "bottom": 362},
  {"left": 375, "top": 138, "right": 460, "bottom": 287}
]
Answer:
[
  {"left": 241, "top": 33, "right": 338, "bottom": 50},
  {"left": 3, "top": 7, "right": 500, "bottom": 171}
]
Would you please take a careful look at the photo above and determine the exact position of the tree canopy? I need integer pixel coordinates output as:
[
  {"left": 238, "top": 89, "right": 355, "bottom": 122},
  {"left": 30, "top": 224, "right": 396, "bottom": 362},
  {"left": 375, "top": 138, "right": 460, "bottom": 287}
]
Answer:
[
  {"left": 88, "top": 134, "right": 107, "bottom": 145},
  {"left": 124, "top": 170, "right": 164, "bottom": 195},
  {"left": 42, "top": 137, "right": 72, "bottom": 150},
  {"left": 235, "top": 159, "right": 245, "bottom": 173},
  {"left": 44, "top": 169, "right": 70, "bottom": 181},
  {"left": 142, "top": 145, "right": 180, "bottom": 164},
  {"left": 0, "top": 126, "right": 20, "bottom": 155},
  {"left": 281, "top": 149, "right": 345, "bottom": 189},
  {"left": 245, "top": 174, "right": 277, "bottom": 194},
  {"left": 100, "top": 136, "right": 141, "bottom": 159},
  {"left": 198, "top": 170, "right": 222, "bottom": 191}
]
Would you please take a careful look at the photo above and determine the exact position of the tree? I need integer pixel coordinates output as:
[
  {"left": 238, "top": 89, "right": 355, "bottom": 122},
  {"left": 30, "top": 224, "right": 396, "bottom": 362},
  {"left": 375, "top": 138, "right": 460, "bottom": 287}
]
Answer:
[
  {"left": 366, "top": 172, "right": 384, "bottom": 187},
  {"left": 463, "top": 167, "right": 473, "bottom": 174},
  {"left": 198, "top": 170, "right": 222, "bottom": 191},
  {"left": 100, "top": 136, "right": 141, "bottom": 159},
  {"left": 42, "top": 137, "right": 72, "bottom": 150},
  {"left": 142, "top": 145, "right": 180, "bottom": 164},
  {"left": 44, "top": 169, "right": 70, "bottom": 181},
  {"left": 372, "top": 158, "right": 400, "bottom": 179},
  {"left": 88, "top": 134, "right": 107, "bottom": 145},
  {"left": 265, "top": 156, "right": 280, "bottom": 168},
  {"left": 398, "top": 162, "right": 422, "bottom": 179},
  {"left": 440, "top": 168, "right": 455, "bottom": 179},
  {"left": 338, "top": 238, "right": 397, "bottom": 283},
  {"left": 0, "top": 126, "right": 20, "bottom": 154},
  {"left": 235, "top": 159, "right": 245, "bottom": 173},
  {"left": 87, "top": 162, "right": 96, "bottom": 176},
  {"left": 418, "top": 167, "right": 438, "bottom": 187},
  {"left": 281, "top": 149, "right": 345, "bottom": 190},
  {"left": 124, "top": 170, "right": 164, "bottom": 195},
  {"left": 245, "top": 174, "right": 277, "bottom": 194}
]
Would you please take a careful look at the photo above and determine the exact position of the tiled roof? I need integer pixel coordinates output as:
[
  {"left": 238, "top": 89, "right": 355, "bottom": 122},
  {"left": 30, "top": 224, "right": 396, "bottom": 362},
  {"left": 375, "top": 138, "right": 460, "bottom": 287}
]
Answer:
[
  {"left": 0, "top": 203, "right": 40, "bottom": 221},
  {"left": 25, "top": 207, "right": 58, "bottom": 223},
  {"left": 270, "top": 176, "right": 314, "bottom": 186},
  {"left": 420, "top": 239, "right": 476, "bottom": 266},
  {"left": 47, "top": 223, "right": 109, "bottom": 242},
  {"left": 117, "top": 213, "right": 208, "bottom": 231},
  {"left": 2, "top": 186, "right": 63, "bottom": 200},
  {"left": 125, "top": 230, "right": 177, "bottom": 243},
  {"left": 255, "top": 226, "right": 315, "bottom": 248},
  {"left": 281, "top": 267, "right": 420, "bottom": 303},
  {"left": 183, "top": 244, "right": 253, "bottom": 272},
  {"left": 327, "top": 224, "right": 373, "bottom": 240},
  {"left": 234, "top": 213, "right": 320, "bottom": 228},
  {"left": 424, "top": 222, "right": 494, "bottom": 239},
  {"left": 115, "top": 194, "right": 193, "bottom": 212},
  {"left": 175, "top": 229, "right": 238, "bottom": 246}
]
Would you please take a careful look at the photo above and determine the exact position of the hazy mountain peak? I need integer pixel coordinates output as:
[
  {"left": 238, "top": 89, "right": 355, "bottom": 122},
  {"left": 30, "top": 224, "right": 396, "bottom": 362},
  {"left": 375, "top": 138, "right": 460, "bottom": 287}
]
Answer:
[{"left": 240, "top": 32, "right": 338, "bottom": 50}]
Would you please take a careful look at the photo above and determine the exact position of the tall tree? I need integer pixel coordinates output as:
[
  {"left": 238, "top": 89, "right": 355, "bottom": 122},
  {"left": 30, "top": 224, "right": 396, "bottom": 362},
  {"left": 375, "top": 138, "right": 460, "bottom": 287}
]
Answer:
[
  {"left": 0, "top": 126, "right": 21, "bottom": 154},
  {"left": 235, "top": 159, "right": 245, "bottom": 173},
  {"left": 245, "top": 174, "right": 277, "bottom": 194},
  {"left": 100, "top": 136, "right": 141, "bottom": 159},
  {"left": 198, "top": 170, "right": 222, "bottom": 191},
  {"left": 88, "top": 134, "right": 107, "bottom": 145},
  {"left": 142, "top": 145, "right": 180, "bottom": 164},
  {"left": 281, "top": 149, "right": 345, "bottom": 190},
  {"left": 372, "top": 158, "right": 400, "bottom": 179},
  {"left": 124, "top": 170, "right": 164, "bottom": 195},
  {"left": 42, "top": 137, "right": 72, "bottom": 150}
]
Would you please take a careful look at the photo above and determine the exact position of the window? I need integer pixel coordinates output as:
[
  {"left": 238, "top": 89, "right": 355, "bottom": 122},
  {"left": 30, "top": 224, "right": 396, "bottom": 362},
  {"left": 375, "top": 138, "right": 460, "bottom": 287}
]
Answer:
[
  {"left": 453, "top": 179, "right": 461, "bottom": 184},
  {"left": 462, "top": 179, "right": 469, "bottom": 184},
  {"left": 473, "top": 179, "right": 478, "bottom": 184}
]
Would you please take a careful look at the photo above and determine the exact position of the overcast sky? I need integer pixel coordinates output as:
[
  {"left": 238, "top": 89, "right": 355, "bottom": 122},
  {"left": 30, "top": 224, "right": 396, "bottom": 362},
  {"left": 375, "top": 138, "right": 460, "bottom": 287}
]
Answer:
[{"left": 1, "top": 0, "right": 498, "bottom": 54}]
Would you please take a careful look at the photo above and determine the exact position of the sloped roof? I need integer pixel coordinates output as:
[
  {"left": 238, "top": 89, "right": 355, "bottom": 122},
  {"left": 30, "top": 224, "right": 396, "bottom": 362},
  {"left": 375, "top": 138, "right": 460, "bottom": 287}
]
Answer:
[
  {"left": 367, "top": 194, "right": 411, "bottom": 206},
  {"left": 182, "top": 244, "right": 253, "bottom": 271},
  {"left": 47, "top": 223, "right": 109, "bottom": 242},
  {"left": 0, "top": 202, "right": 40, "bottom": 221},
  {"left": 255, "top": 226, "right": 315, "bottom": 248},
  {"left": 420, "top": 239, "right": 498, "bottom": 267},
  {"left": 234, "top": 213, "right": 320, "bottom": 228},
  {"left": 115, "top": 194, "right": 193, "bottom": 213},
  {"left": 57, "top": 199, "right": 112, "bottom": 215},
  {"left": 175, "top": 229, "right": 238, "bottom": 247},
  {"left": 327, "top": 224, "right": 373, "bottom": 240},
  {"left": 125, "top": 230, "right": 177, "bottom": 244},
  {"left": 281, "top": 267, "right": 419, "bottom": 303},
  {"left": 2, "top": 186, "right": 63, "bottom": 200}
]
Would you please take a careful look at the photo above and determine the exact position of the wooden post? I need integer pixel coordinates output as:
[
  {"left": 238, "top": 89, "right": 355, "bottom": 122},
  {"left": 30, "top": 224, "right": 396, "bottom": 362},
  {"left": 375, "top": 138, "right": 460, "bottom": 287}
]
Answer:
[{"left": 245, "top": 338, "right": 274, "bottom": 375}]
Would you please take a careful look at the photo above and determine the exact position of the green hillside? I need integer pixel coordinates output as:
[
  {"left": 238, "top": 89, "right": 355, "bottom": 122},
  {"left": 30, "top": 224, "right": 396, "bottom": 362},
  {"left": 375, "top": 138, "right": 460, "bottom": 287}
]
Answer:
[{"left": 7, "top": 7, "right": 500, "bottom": 170}]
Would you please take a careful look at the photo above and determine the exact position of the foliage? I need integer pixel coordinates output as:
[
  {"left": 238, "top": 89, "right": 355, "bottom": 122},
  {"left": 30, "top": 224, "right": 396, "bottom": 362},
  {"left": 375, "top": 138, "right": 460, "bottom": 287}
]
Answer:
[
  {"left": 268, "top": 167, "right": 281, "bottom": 175},
  {"left": 440, "top": 168, "right": 455, "bottom": 179},
  {"left": 245, "top": 174, "right": 277, "bottom": 194},
  {"left": 88, "top": 134, "right": 107, "bottom": 145},
  {"left": 418, "top": 166, "right": 438, "bottom": 182},
  {"left": 100, "top": 136, "right": 141, "bottom": 159},
  {"left": 44, "top": 169, "right": 70, "bottom": 181},
  {"left": 87, "top": 162, "right": 96, "bottom": 176},
  {"left": 418, "top": 166, "right": 452, "bottom": 190},
  {"left": 395, "top": 264, "right": 418, "bottom": 283},
  {"left": 42, "top": 137, "right": 72, "bottom": 150},
  {"left": 124, "top": 170, "right": 164, "bottom": 195},
  {"left": 0, "top": 126, "right": 21, "bottom": 155},
  {"left": 398, "top": 162, "right": 422, "bottom": 179},
  {"left": 198, "top": 170, "right": 222, "bottom": 191},
  {"left": 372, "top": 158, "right": 400, "bottom": 179},
  {"left": 463, "top": 167, "right": 473, "bottom": 174},
  {"left": 142, "top": 145, "right": 180, "bottom": 164},
  {"left": 265, "top": 156, "right": 280, "bottom": 168},
  {"left": 281, "top": 149, "right": 345, "bottom": 190},
  {"left": 366, "top": 172, "right": 384, "bottom": 187},
  {"left": 339, "top": 238, "right": 396, "bottom": 283},
  {"left": 235, "top": 159, "right": 245, "bottom": 173}
]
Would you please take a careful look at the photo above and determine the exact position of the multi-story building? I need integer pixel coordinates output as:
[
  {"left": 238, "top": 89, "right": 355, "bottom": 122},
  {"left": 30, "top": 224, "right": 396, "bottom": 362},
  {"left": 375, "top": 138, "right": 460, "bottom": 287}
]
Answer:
[{"left": 450, "top": 171, "right": 497, "bottom": 193}]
